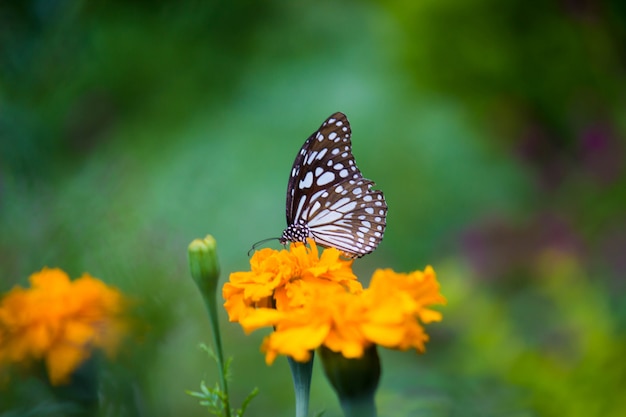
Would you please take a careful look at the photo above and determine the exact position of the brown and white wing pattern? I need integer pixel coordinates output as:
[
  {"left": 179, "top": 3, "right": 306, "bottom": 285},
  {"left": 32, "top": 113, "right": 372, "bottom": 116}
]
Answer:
[{"left": 280, "top": 112, "right": 387, "bottom": 258}]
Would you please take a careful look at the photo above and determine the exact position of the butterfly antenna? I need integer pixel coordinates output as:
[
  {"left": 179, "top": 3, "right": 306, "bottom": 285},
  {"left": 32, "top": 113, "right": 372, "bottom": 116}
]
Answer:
[{"left": 248, "top": 237, "right": 281, "bottom": 256}]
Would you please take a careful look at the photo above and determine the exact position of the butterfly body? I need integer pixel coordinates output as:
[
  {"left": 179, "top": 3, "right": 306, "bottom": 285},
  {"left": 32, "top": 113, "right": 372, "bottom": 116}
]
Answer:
[{"left": 280, "top": 112, "right": 387, "bottom": 258}]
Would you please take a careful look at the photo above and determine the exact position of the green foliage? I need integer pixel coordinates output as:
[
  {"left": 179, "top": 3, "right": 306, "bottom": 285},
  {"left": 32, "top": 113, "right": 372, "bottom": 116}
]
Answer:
[
  {"left": 187, "top": 382, "right": 259, "bottom": 417},
  {"left": 187, "top": 345, "right": 258, "bottom": 417},
  {"left": 199, "top": 343, "right": 234, "bottom": 384},
  {"left": 407, "top": 256, "right": 626, "bottom": 417}
]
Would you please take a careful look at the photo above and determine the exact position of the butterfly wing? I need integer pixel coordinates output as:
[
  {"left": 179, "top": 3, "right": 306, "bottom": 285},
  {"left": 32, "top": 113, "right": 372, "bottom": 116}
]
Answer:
[
  {"left": 284, "top": 112, "right": 387, "bottom": 258},
  {"left": 306, "top": 178, "right": 387, "bottom": 257},
  {"left": 286, "top": 112, "right": 357, "bottom": 223}
]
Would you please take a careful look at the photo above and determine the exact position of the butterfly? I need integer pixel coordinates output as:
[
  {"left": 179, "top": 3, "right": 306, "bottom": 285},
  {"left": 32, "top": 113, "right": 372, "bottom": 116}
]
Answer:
[{"left": 279, "top": 112, "right": 387, "bottom": 258}]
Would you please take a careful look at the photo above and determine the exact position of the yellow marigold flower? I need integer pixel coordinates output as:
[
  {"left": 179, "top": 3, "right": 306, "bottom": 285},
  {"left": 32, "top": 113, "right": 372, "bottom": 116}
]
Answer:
[
  {"left": 224, "top": 240, "right": 359, "bottom": 332},
  {"left": 263, "top": 267, "right": 445, "bottom": 363},
  {"left": 0, "top": 267, "right": 127, "bottom": 385},
  {"left": 224, "top": 241, "right": 446, "bottom": 365},
  {"left": 358, "top": 266, "right": 446, "bottom": 352}
]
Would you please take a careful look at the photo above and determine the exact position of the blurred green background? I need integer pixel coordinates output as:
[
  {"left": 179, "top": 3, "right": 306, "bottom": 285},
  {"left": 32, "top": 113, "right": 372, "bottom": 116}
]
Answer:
[{"left": 1, "top": 1, "right": 625, "bottom": 416}]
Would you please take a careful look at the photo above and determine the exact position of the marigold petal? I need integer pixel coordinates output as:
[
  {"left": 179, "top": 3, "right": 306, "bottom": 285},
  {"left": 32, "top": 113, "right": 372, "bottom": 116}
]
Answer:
[
  {"left": 223, "top": 292, "right": 248, "bottom": 322},
  {"left": 262, "top": 322, "right": 330, "bottom": 364},
  {"left": 418, "top": 309, "right": 443, "bottom": 323},
  {"left": 24, "top": 323, "right": 54, "bottom": 357},
  {"left": 64, "top": 321, "right": 96, "bottom": 346},
  {"left": 239, "top": 308, "right": 284, "bottom": 333},
  {"left": 360, "top": 322, "right": 406, "bottom": 346},
  {"left": 46, "top": 344, "right": 88, "bottom": 386},
  {"left": 29, "top": 268, "right": 71, "bottom": 290},
  {"left": 324, "top": 330, "right": 368, "bottom": 359}
]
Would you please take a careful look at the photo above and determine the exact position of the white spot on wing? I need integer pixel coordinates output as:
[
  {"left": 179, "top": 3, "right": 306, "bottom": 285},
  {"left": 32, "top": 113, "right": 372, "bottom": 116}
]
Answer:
[
  {"left": 299, "top": 172, "right": 313, "bottom": 189},
  {"left": 294, "top": 196, "right": 307, "bottom": 221},
  {"left": 341, "top": 201, "right": 357, "bottom": 212},
  {"left": 316, "top": 148, "right": 328, "bottom": 160},
  {"left": 308, "top": 210, "right": 342, "bottom": 227},
  {"left": 329, "top": 197, "right": 350, "bottom": 210},
  {"left": 310, "top": 201, "right": 321, "bottom": 215},
  {"left": 317, "top": 171, "right": 335, "bottom": 186}
]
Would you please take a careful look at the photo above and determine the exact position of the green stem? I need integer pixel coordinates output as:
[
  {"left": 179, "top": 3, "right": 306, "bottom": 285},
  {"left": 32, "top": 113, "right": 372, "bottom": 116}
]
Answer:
[
  {"left": 188, "top": 236, "right": 229, "bottom": 417},
  {"left": 200, "top": 288, "right": 230, "bottom": 417},
  {"left": 288, "top": 355, "right": 314, "bottom": 417}
]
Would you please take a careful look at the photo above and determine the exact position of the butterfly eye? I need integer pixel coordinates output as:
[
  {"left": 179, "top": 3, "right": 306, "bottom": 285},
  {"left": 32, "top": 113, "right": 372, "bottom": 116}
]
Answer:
[{"left": 281, "top": 112, "right": 387, "bottom": 258}]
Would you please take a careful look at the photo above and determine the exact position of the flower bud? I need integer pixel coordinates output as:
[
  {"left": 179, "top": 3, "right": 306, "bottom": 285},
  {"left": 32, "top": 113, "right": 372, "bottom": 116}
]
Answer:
[
  {"left": 188, "top": 235, "right": 220, "bottom": 296},
  {"left": 187, "top": 235, "right": 228, "bottom": 401},
  {"left": 319, "top": 345, "right": 380, "bottom": 417}
]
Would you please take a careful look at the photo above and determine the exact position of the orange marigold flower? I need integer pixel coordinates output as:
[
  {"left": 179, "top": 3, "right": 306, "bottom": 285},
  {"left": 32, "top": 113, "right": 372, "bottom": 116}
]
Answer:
[
  {"left": 358, "top": 266, "right": 446, "bottom": 352},
  {"left": 0, "top": 267, "right": 127, "bottom": 385},
  {"left": 223, "top": 240, "right": 359, "bottom": 332},
  {"left": 263, "top": 266, "right": 445, "bottom": 363},
  {"left": 224, "top": 241, "right": 446, "bottom": 365}
]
